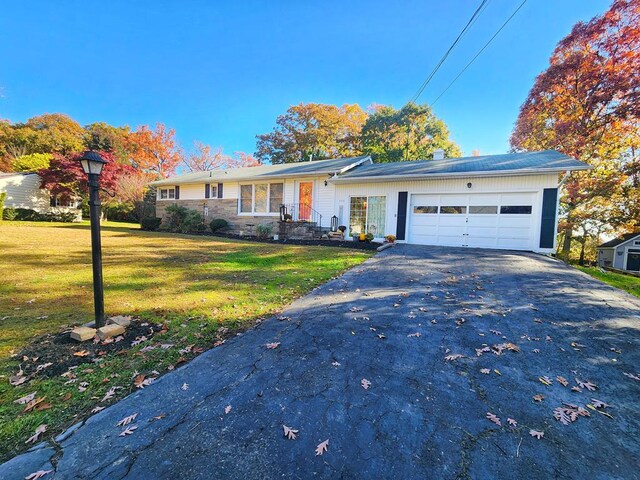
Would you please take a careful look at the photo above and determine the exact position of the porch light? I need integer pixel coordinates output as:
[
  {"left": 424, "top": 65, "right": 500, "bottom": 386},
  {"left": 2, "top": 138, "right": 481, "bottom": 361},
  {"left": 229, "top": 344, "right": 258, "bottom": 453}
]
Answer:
[{"left": 78, "top": 151, "right": 108, "bottom": 328}]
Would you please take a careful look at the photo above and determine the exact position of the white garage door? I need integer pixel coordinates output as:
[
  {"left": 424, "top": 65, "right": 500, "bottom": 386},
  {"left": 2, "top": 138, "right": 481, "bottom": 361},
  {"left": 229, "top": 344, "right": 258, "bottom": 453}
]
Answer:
[{"left": 408, "top": 193, "right": 536, "bottom": 250}]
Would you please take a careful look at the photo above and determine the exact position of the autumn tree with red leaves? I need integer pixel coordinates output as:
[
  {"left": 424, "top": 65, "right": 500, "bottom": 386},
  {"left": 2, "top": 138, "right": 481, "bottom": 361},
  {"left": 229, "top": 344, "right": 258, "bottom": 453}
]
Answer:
[{"left": 511, "top": 0, "right": 640, "bottom": 256}]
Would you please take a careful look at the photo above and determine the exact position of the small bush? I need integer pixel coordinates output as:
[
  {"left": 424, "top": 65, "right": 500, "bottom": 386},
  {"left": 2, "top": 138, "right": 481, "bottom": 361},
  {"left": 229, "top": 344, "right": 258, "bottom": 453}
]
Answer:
[
  {"left": 13, "top": 208, "right": 40, "bottom": 220},
  {"left": 3, "top": 207, "right": 17, "bottom": 220},
  {"left": 0, "top": 192, "right": 6, "bottom": 221},
  {"left": 40, "top": 211, "right": 77, "bottom": 222},
  {"left": 255, "top": 223, "right": 273, "bottom": 239},
  {"left": 164, "top": 204, "right": 205, "bottom": 234},
  {"left": 141, "top": 217, "right": 162, "bottom": 231},
  {"left": 209, "top": 218, "right": 228, "bottom": 233}
]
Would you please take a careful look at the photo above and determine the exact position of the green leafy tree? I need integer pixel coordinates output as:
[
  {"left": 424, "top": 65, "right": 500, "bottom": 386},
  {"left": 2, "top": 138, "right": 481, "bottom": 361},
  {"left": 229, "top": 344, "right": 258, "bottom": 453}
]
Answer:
[
  {"left": 24, "top": 113, "right": 85, "bottom": 154},
  {"left": 361, "top": 103, "right": 462, "bottom": 163},
  {"left": 83, "top": 122, "right": 132, "bottom": 163},
  {"left": 12, "top": 153, "right": 53, "bottom": 172},
  {"left": 256, "top": 103, "right": 367, "bottom": 164}
]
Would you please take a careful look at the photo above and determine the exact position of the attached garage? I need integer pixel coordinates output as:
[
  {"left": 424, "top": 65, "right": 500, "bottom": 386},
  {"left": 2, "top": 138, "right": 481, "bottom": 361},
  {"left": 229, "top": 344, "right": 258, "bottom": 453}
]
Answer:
[
  {"left": 331, "top": 150, "right": 591, "bottom": 254},
  {"left": 408, "top": 193, "right": 536, "bottom": 250}
]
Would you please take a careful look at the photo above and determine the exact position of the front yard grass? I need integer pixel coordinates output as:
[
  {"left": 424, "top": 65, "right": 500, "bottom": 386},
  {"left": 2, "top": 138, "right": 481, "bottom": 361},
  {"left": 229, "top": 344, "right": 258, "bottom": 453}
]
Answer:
[
  {"left": 0, "top": 221, "right": 372, "bottom": 461},
  {"left": 575, "top": 266, "right": 640, "bottom": 298}
]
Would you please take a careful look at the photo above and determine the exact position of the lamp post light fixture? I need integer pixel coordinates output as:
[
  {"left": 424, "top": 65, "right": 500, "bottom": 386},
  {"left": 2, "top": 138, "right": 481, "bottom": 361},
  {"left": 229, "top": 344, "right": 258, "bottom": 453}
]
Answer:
[{"left": 78, "top": 151, "right": 108, "bottom": 328}]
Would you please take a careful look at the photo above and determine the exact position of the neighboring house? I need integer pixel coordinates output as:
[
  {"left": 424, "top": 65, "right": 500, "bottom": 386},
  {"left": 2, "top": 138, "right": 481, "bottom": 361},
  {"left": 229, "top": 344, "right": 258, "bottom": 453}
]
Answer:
[
  {"left": 597, "top": 233, "right": 640, "bottom": 273},
  {"left": 150, "top": 149, "right": 590, "bottom": 253},
  {"left": 0, "top": 172, "right": 82, "bottom": 220}
]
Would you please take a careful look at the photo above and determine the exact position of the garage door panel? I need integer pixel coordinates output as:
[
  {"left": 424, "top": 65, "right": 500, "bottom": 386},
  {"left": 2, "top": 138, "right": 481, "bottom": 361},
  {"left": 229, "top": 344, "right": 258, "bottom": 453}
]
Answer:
[{"left": 468, "top": 195, "right": 500, "bottom": 206}]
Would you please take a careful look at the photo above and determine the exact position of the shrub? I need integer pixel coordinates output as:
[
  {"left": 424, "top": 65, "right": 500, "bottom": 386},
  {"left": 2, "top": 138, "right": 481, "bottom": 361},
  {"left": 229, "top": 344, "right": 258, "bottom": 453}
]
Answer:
[
  {"left": 0, "top": 192, "right": 6, "bottom": 221},
  {"left": 209, "top": 218, "right": 229, "bottom": 233},
  {"left": 39, "top": 211, "right": 77, "bottom": 222},
  {"left": 164, "top": 204, "right": 205, "bottom": 234},
  {"left": 255, "top": 223, "right": 273, "bottom": 239},
  {"left": 3, "top": 207, "right": 17, "bottom": 220},
  {"left": 105, "top": 202, "right": 137, "bottom": 222},
  {"left": 141, "top": 217, "right": 162, "bottom": 231},
  {"left": 13, "top": 208, "right": 39, "bottom": 220},
  {"left": 365, "top": 233, "right": 374, "bottom": 242}
]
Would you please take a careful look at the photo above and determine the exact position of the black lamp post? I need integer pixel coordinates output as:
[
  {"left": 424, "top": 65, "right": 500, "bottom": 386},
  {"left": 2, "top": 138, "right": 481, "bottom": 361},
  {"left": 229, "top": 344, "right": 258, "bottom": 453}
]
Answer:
[{"left": 79, "top": 151, "right": 108, "bottom": 328}]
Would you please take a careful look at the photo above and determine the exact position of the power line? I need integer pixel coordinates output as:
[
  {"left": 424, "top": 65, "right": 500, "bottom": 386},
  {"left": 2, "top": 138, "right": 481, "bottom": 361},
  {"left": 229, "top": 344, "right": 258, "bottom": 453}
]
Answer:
[
  {"left": 410, "top": 0, "right": 491, "bottom": 104},
  {"left": 431, "top": 0, "right": 528, "bottom": 106}
]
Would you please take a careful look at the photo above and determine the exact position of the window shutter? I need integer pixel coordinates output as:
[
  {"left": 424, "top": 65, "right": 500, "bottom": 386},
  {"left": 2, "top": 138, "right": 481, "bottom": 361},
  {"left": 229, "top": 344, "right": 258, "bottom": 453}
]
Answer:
[
  {"left": 205, "top": 184, "right": 210, "bottom": 199},
  {"left": 396, "top": 192, "right": 408, "bottom": 240},
  {"left": 217, "top": 183, "right": 223, "bottom": 199},
  {"left": 50, "top": 196, "right": 56, "bottom": 207},
  {"left": 539, "top": 188, "right": 558, "bottom": 249},
  {"left": 175, "top": 186, "right": 180, "bottom": 200}
]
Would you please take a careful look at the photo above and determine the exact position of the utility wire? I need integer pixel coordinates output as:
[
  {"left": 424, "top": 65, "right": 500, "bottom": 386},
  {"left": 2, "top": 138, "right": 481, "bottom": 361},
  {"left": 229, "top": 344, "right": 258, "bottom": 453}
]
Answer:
[
  {"left": 431, "top": 0, "right": 528, "bottom": 106},
  {"left": 410, "top": 0, "right": 490, "bottom": 104}
]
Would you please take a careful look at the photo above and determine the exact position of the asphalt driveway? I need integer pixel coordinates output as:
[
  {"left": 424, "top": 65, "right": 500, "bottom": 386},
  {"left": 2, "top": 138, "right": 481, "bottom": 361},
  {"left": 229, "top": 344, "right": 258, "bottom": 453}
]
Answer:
[{"left": 3, "top": 245, "right": 640, "bottom": 479}]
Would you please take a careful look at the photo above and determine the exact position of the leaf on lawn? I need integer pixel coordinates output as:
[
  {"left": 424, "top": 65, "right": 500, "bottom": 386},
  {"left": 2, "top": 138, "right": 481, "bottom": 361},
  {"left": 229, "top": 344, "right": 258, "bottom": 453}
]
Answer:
[
  {"left": 14, "top": 392, "right": 37, "bottom": 405},
  {"left": 361, "top": 378, "right": 371, "bottom": 390},
  {"left": 24, "top": 470, "right": 53, "bottom": 480},
  {"left": 119, "top": 425, "right": 137, "bottom": 437},
  {"left": 131, "top": 336, "right": 148, "bottom": 346},
  {"left": 91, "top": 406, "right": 105, "bottom": 413},
  {"left": 407, "top": 332, "right": 421, "bottom": 338},
  {"left": 486, "top": 412, "right": 501, "bottom": 426},
  {"left": 23, "top": 397, "right": 46, "bottom": 413},
  {"left": 116, "top": 413, "right": 138, "bottom": 427},
  {"left": 507, "top": 418, "right": 517, "bottom": 427},
  {"left": 266, "top": 342, "right": 280, "bottom": 349},
  {"left": 134, "top": 375, "right": 156, "bottom": 389},
  {"left": 101, "top": 386, "right": 121, "bottom": 403},
  {"left": 315, "top": 439, "right": 329, "bottom": 456},
  {"left": 538, "top": 376, "right": 553, "bottom": 386},
  {"left": 575, "top": 378, "right": 597, "bottom": 391},
  {"left": 444, "top": 354, "right": 464, "bottom": 362},
  {"left": 480, "top": 368, "right": 490, "bottom": 374},
  {"left": 25, "top": 424, "right": 47, "bottom": 444},
  {"left": 73, "top": 350, "right": 89, "bottom": 357},
  {"left": 181, "top": 383, "right": 189, "bottom": 391},
  {"left": 556, "top": 376, "right": 569, "bottom": 387},
  {"left": 9, "top": 370, "right": 28, "bottom": 386},
  {"left": 533, "top": 394, "right": 545, "bottom": 402},
  {"left": 283, "top": 425, "right": 299, "bottom": 440},
  {"left": 529, "top": 429, "right": 544, "bottom": 439}
]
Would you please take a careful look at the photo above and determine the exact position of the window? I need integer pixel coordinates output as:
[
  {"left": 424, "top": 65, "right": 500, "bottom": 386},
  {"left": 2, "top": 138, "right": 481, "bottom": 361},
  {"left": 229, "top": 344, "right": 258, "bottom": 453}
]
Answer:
[
  {"left": 159, "top": 188, "right": 175, "bottom": 200},
  {"left": 500, "top": 205, "right": 532, "bottom": 214},
  {"left": 204, "top": 184, "right": 218, "bottom": 199},
  {"left": 469, "top": 206, "right": 498, "bottom": 214},
  {"left": 350, "top": 196, "right": 386, "bottom": 236},
  {"left": 413, "top": 206, "right": 438, "bottom": 214},
  {"left": 634, "top": 241, "right": 640, "bottom": 246},
  {"left": 440, "top": 206, "right": 466, "bottom": 214},
  {"left": 50, "top": 196, "right": 76, "bottom": 208},
  {"left": 239, "top": 183, "right": 284, "bottom": 214}
]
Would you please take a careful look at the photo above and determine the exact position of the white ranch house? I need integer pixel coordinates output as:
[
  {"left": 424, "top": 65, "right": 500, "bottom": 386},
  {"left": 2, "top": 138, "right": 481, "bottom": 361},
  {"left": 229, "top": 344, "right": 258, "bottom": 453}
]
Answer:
[
  {"left": 150, "top": 150, "right": 589, "bottom": 253},
  {"left": 597, "top": 233, "right": 640, "bottom": 273}
]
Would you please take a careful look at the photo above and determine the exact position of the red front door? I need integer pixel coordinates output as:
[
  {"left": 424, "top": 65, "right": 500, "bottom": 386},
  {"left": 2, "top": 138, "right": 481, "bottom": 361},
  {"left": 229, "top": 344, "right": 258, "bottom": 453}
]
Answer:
[{"left": 299, "top": 182, "right": 313, "bottom": 221}]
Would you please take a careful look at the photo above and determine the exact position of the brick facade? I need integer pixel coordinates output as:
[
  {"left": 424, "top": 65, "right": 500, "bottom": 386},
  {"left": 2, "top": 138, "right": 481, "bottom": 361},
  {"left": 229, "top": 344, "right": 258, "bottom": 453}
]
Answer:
[{"left": 156, "top": 199, "right": 279, "bottom": 234}]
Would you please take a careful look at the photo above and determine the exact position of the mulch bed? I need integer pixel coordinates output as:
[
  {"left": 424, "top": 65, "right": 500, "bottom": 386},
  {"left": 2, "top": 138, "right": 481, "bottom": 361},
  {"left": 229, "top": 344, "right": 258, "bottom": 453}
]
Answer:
[
  {"left": 208, "top": 232, "right": 382, "bottom": 250},
  {"left": 15, "top": 319, "right": 165, "bottom": 380}
]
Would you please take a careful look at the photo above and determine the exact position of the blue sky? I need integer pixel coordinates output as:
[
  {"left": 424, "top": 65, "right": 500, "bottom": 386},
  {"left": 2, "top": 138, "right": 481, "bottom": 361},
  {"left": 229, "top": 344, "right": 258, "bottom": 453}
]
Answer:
[{"left": 0, "top": 0, "right": 610, "bottom": 159}]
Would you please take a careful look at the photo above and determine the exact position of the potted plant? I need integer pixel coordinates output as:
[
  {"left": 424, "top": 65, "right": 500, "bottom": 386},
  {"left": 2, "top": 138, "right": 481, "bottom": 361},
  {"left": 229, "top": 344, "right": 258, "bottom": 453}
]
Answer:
[
  {"left": 385, "top": 234, "right": 396, "bottom": 243},
  {"left": 365, "top": 233, "right": 374, "bottom": 243},
  {"left": 350, "top": 232, "right": 359, "bottom": 242},
  {"left": 359, "top": 233, "right": 366, "bottom": 242},
  {"left": 338, "top": 225, "right": 347, "bottom": 233}
]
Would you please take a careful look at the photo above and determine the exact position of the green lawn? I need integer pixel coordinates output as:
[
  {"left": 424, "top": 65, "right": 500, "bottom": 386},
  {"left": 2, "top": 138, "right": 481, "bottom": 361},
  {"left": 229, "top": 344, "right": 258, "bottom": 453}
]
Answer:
[
  {"left": 576, "top": 266, "right": 640, "bottom": 298},
  {"left": 0, "top": 221, "right": 372, "bottom": 461}
]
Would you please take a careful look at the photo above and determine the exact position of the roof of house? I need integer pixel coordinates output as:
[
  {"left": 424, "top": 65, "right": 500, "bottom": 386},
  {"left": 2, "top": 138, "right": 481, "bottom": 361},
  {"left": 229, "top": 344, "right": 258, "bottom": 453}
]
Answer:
[
  {"left": 149, "top": 156, "right": 371, "bottom": 186},
  {"left": 598, "top": 232, "right": 640, "bottom": 248},
  {"left": 0, "top": 172, "right": 34, "bottom": 179},
  {"left": 331, "top": 150, "right": 590, "bottom": 182}
]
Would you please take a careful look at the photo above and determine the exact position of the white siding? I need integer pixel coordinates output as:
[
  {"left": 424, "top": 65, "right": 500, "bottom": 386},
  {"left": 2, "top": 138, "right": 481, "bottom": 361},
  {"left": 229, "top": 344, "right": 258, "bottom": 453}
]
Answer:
[
  {"left": 334, "top": 174, "right": 559, "bottom": 252},
  {"left": 178, "top": 184, "right": 203, "bottom": 200},
  {"left": 0, "top": 173, "right": 51, "bottom": 211}
]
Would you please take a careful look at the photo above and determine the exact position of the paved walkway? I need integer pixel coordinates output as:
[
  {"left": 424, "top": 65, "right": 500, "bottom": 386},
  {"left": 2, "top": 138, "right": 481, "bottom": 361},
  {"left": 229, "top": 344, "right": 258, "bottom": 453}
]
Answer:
[{"left": 3, "top": 245, "right": 640, "bottom": 479}]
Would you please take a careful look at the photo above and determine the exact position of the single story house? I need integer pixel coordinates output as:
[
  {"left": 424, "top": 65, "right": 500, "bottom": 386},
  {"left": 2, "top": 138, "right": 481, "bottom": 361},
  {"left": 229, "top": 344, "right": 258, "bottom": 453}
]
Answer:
[
  {"left": 150, "top": 149, "right": 590, "bottom": 253},
  {"left": 597, "top": 233, "right": 640, "bottom": 272},
  {"left": 0, "top": 172, "right": 82, "bottom": 219}
]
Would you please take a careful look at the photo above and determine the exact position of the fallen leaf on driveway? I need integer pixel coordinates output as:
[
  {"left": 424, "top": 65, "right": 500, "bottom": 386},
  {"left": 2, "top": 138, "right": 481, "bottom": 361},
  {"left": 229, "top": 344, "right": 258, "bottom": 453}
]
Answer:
[
  {"left": 529, "top": 429, "right": 544, "bottom": 439},
  {"left": 590, "top": 398, "right": 610, "bottom": 409},
  {"left": 623, "top": 372, "right": 640, "bottom": 381},
  {"left": 266, "top": 342, "right": 280, "bottom": 349},
  {"left": 361, "top": 378, "right": 371, "bottom": 390},
  {"left": 486, "top": 412, "right": 501, "bottom": 426},
  {"left": 25, "top": 424, "right": 47, "bottom": 444},
  {"left": 533, "top": 394, "right": 545, "bottom": 402},
  {"left": 507, "top": 418, "right": 517, "bottom": 427},
  {"left": 116, "top": 413, "right": 138, "bottom": 427},
  {"left": 538, "top": 376, "right": 553, "bottom": 386},
  {"left": 575, "top": 378, "right": 597, "bottom": 391},
  {"left": 24, "top": 470, "right": 53, "bottom": 480},
  {"left": 283, "top": 425, "right": 299, "bottom": 440},
  {"left": 119, "top": 426, "right": 137, "bottom": 436},
  {"left": 331, "top": 361, "right": 341, "bottom": 366},
  {"left": 407, "top": 332, "right": 421, "bottom": 338},
  {"left": 556, "top": 376, "right": 569, "bottom": 387},
  {"left": 444, "top": 354, "right": 464, "bottom": 362},
  {"left": 181, "top": 383, "right": 189, "bottom": 391},
  {"left": 480, "top": 368, "right": 490, "bottom": 374},
  {"left": 315, "top": 439, "right": 329, "bottom": 456},
  {"left": 377, "top": 333, "right": 386, "bottom": 339},
  {"left": 224, "top": 405, "right": 232, "bottom": 414}
]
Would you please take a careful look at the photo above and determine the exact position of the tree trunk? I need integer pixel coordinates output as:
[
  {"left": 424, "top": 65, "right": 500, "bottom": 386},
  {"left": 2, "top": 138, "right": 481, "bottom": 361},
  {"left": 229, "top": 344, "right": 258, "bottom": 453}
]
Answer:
[
  {"left": 561, "top": 227, "right": 573, "bottom": 254},
  {"left": 578, "top": 237, "right": 586, "bottom": 266}
]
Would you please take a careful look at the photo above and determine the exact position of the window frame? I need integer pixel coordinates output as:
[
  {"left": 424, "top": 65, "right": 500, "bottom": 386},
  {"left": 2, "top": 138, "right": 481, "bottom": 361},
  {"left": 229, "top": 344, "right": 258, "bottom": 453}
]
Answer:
[
  {"left": 348, "top": 195, "right": 387, "bottom": 238},
  {"left": 159, "top": 188, "right": 176, "bottom": 200},
  {"left": 238, "top": 182, "right": 284, "bottom": 216}
]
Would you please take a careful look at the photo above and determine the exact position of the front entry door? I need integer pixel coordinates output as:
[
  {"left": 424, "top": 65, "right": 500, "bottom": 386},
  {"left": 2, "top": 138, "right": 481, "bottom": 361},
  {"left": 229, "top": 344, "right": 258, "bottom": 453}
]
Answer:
[
  {"left": 627, "top": 250, "right": 640, "bottom": 271},
  {"left": 299, "top": 182, "right": 313, "bottom": 221}
]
